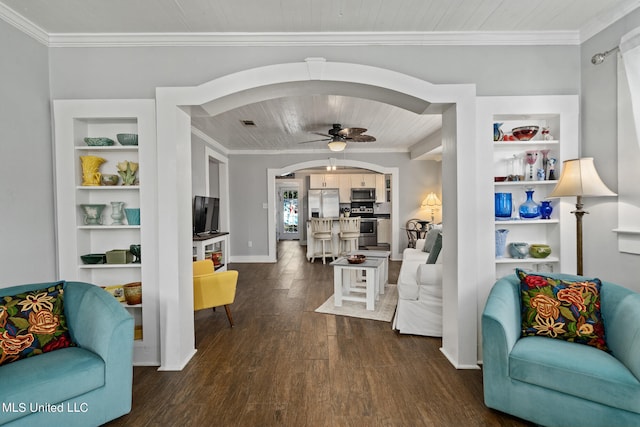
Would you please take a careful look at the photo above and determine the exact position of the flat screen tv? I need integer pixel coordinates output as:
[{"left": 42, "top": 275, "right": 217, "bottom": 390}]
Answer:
[{"left": 193, "top": 196, "right": 220, "bottom": 236}]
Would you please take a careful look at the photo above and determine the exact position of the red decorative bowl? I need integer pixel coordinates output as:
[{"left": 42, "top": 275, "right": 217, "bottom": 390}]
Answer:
[{"left": 512, "top": 126, "right": 539, "bottom": 141}]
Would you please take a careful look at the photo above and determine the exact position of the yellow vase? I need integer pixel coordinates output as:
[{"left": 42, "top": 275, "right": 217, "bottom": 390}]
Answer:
[{"left": 80, "top": 156, "right": 106, "bottom": 186}]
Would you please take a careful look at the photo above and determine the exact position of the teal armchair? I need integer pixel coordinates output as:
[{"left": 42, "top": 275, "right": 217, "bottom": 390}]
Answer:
[
  {"left": 0, "top": 281, "right": 134, "bottom": 426},
  {"left": 482, "top": 273, "right": 640, "bottom": 427}
]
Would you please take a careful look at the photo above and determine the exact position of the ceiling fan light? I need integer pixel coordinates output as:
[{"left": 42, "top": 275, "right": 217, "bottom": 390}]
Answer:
[{"left": 328, "top": 140, "right": 346, "bottom": 152}]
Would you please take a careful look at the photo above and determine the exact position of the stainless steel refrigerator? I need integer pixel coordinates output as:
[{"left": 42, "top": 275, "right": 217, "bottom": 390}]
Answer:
[{"left": 308, "top": 189, "right": 339, "bottom": 218}]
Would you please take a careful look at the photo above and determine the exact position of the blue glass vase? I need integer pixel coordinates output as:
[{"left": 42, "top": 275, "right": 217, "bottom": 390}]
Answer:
[
  {"left": 495, "top": 229, "right": 509, "bottom": 258},
  {"left": 519, "top": 188, "right": 540, "bottom": 219},
  {"left": 495, "top": 193, "right": 512, "bottom": 219},
  {"left": 539, "top": 200, "right": 553, "bottom": 219}
]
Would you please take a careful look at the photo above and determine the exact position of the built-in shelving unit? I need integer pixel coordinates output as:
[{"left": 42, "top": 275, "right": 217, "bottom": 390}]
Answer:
[
  {"left": 478, "top": 96, "right": 579, "bottom": 281},
  {"left": 53, "top": 99, "right": 159, "bottom": 366}
]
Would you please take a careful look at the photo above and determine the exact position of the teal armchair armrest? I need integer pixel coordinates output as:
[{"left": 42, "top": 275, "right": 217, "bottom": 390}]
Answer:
[
  {"left": 481, "top": 275, "right": 522, "bottom": 406},
  {"left": 64, "top": 281, "right": 134, "bottom": 360},
  {"left": 63, "top": 281, "right": 134, "bottom": 419}
]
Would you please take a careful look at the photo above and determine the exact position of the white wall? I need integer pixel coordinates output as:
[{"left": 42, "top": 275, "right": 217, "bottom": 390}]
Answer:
[
  {"left": 0, "top": 20, "right": 55, "bottom": 286},
  {"left": 190, "top": 133, "right": 208, "bottom": 197},
  {"left": 48, "top": 45, "right": 580, "bottom": 100},
  {"left": 580, "top": 9, "right": 640, "bottom": 291}
]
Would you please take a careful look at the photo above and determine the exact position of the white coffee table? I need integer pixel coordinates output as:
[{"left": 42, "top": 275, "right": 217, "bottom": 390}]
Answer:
[
  {"left": 331, "top": 257, "right": 383, "bottom": 311},
  {"left": 347, "top": 249, "right": 390, "bottom": 294}
]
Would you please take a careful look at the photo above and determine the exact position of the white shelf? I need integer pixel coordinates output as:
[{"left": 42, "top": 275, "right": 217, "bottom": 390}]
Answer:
[
  {"left": 78, "top": 225, "right": 141, "bottom": 230},
  {"left": 613, "top": 228, "right": 640, "bottom": 235},
  {"left": 76, "top": 185, "right": 140, "bottom": 190},
  {"left": 495, "top": 219, "right": 560, "bottom": 225},
  {"left": 122, "top": 302, "right": 142, "bottom": 309},
  {"left": 79, "top": 264, "right": 142, "bottom": 269},
  {"left": 493, "top": 140, "right": 559, "bottom": 146},
  {"left": 494, "top": 180, "right": 558, "bottom": 186},
  {"left": 495, "top": 256, "right": 560, "bottom": 264},
  {"left": 75, "top": 146, "right": 139, "bottom": 152}
]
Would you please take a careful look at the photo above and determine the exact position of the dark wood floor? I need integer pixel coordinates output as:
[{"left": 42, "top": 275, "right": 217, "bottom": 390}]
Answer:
[{"left": 106, "top": 241, "right": 532, "bottom": 426}]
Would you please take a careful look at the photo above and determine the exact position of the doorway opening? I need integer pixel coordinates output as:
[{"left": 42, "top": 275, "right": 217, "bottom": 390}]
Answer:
[
  {"left": 156, "top": 58, "right": 479, "bottom": 371},
  {"left": 277, "top": 180, "right": 301, "bottom": 241}
]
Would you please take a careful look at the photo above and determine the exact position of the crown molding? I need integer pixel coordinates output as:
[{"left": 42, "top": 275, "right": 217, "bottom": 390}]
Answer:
[
  {"left": 47, "top": 30, "right": 580, "bottom": 47},
  {"left": 0, "top": 2, "right": 48, "bottom": 45},
  {"left": 2, "top": 1, "right": 639, "bottom": 48}
]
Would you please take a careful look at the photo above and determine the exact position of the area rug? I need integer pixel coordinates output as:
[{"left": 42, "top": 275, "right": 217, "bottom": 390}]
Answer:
[{"left": 314, "top": 284, "right": 398, "bottom": 322}]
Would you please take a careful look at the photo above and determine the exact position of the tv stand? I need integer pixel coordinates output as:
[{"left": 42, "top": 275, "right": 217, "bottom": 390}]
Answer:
[
  {"left": 193, "top": 231, "right": 228, "bottom": 241},
  {"left": 193, "top": 232, "right": 229, "bottom": 271}
]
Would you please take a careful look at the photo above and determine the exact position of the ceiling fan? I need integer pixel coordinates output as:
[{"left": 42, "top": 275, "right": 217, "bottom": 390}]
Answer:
[{"left": 299, "top": 123, "right": 376, "bottom": 152}]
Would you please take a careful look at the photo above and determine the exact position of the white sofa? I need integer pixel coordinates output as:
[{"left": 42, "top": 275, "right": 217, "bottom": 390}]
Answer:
[{"left": 392, "top": 233, "right": 443, "bottom": 337}]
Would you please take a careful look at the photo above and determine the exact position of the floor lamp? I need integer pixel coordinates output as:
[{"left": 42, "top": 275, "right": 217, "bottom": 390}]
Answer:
[{"left": 548, "top": 158, "right": 616, "bottom": 276}]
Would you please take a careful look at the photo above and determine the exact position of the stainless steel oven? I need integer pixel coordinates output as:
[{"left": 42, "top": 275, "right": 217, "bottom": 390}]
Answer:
[{"left": 358, "top": 218, "right": 377, "bottom": 247}]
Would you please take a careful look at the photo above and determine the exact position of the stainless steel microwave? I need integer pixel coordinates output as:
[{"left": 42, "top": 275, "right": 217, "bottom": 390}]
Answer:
[{"left": 351, "top": 188, "right": 375, "bottom": 202}]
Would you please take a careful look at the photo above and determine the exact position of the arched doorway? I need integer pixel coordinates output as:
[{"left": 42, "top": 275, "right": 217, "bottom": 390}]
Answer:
[
  {"left": 267, "top": 159, "right": 400, "bottom": 261},
  {"left": 155, "top": 58, "right": 479, "bottom": 371}
]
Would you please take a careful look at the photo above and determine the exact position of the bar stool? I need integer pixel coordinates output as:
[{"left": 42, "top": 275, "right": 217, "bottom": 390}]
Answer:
[
  {"left": 310, "top": 218, "right": 335, "bottom": 264},
  {"left": 339, "top": 216, "right": 361, "bottom": 255}
]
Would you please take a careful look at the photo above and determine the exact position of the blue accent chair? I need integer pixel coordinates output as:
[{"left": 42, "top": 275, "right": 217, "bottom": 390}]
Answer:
[
  {"left": 482, "top": 273, "right": 640, "bottom": 427},
  {"left": 0, "top": 281, "right": 134, "bottom": 426}
]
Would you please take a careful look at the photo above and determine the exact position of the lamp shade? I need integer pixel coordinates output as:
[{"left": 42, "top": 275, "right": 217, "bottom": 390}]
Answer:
[
  {"left": 328, "top": 140, "right": 346, "bottom": 152},
  {"left": 421, "top": 192, "right": 441, "bottom": 207},
  {"left": 548, "top": 158, "right": 616, "bottom": 198}
]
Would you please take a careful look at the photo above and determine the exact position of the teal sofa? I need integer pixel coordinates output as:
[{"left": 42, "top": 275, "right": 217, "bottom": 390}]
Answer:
[
  {"left": 0, "top": 281, "right": 134, "bottom": 426},
  {"left": 482, "top": 273, "right": 640, "bottom": 427}
]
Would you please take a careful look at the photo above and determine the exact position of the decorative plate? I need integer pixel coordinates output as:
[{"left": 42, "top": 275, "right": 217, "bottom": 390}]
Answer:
[{"left": 84, "top": 137, "right": 115, "bottom": 146}]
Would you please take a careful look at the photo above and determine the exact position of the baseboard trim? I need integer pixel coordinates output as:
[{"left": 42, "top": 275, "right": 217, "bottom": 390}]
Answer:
[
  {"left": 158, "top": 348, "right": 197, "bottom": 371},
  {"left": 229, "top": 255, "right": 275, "bottom": 263},
  {"left": 439, "top": 347, "right": 481, "bottom": 370}
]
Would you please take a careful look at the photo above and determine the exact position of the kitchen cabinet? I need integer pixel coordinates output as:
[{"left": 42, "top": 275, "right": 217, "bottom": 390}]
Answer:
[
  {"left": 338, "top": 175, "right": 352, "bottom": 203},
  {"left": 53, "top": 99, "right": 159, "bottom": 366},
  {"left": 350, "top": 174, "right": 376, "bottom": 188},
  {"left": 375, "top": 174, "right": 386, "bottom": 203},
  {"left": 478, "top": 96, "right": 578, "bottom": 280},
  {"left": 310, "top": 174, "right": 339, "bottom": 189},
  {"left": 377, "top": 218, "right": 391, "bottom": 244},
  {"left": 312, "top": 172, "right": 385, "bottom": 202}
]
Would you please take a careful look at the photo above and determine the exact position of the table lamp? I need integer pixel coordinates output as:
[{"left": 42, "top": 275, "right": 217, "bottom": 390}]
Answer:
[
  {"left": 421, "top": 192, "right": 441, "bottom": 224},
  {"left": 547, "top": 158, "right": 616, "bottom": 276}
]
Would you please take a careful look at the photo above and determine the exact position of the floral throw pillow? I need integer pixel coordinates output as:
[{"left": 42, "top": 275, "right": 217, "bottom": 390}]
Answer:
[
  {"left": 0, "top": 282, "right": 75, "bottom": 366},
  {"left": 516, "top": 269, "right": 608, "bottom": 352}
]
